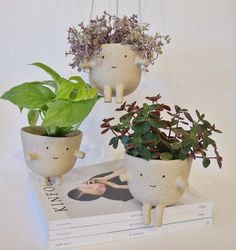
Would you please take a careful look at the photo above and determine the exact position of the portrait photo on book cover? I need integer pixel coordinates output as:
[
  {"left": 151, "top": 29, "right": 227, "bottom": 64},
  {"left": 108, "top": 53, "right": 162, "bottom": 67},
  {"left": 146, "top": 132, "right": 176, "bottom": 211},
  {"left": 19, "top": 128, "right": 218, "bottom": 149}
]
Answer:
[{"left": 68, "top": 171, "right": 133, "bottom": 202}]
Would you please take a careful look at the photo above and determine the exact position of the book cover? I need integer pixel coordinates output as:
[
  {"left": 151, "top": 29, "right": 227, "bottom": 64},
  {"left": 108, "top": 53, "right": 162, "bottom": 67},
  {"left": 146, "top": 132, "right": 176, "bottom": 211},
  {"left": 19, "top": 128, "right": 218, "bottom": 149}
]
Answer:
[{"left": 28, "top": 160, "right": 212, "bottom": 230}]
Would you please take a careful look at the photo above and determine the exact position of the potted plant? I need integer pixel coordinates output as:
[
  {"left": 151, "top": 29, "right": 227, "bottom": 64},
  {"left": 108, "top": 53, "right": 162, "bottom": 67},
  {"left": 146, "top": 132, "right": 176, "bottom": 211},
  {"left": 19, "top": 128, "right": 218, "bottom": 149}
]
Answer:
[
  {"left": 67, "top": 12, "right": 170, "bottom": 103},
  {"left": 1, "top": 62, "right": 99, "bottom": 185},
  {"left": 101, "top": 94, "right": 222, "bottom": 226}
]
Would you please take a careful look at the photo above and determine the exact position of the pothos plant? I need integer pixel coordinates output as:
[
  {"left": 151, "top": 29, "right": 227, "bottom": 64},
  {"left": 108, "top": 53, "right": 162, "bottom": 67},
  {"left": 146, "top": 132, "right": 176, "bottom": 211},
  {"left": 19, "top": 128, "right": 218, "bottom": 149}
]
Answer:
[
  {"left": 67, "top": 11, "right": 170, "bottom": 71},
  {"left": 101, "top": 94, "right": 222, "bottom": 168},
  {"left": 1, "top": 63, "right": 99, "bottom": 137}
]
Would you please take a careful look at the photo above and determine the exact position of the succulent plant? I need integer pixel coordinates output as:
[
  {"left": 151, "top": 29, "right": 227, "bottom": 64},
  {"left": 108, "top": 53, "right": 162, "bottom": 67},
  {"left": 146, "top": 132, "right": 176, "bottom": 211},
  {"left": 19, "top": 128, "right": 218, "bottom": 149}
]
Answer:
[
  {"left": 67, "top": 11, "right": 170, "bottom": 71},
  {"left": 101, "top": 94, "right": 222, "bottom": 168}
]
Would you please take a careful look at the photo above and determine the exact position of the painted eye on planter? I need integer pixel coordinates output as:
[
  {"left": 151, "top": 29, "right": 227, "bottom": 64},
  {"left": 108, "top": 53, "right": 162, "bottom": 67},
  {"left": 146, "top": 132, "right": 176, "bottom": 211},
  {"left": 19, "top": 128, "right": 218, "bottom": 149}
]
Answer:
[
  {"left": 124, "top": 55, "right": 127, "bottom": 58},
  {"left": 140, "top": 173, "right": 143, "bottom": 177},
  {"left": 101, "top": 55, "right": 105, "bottom": 59},
  {"left": 46, "top": 146, "right": 49, "bottom": 149},
  {"left": 66, "top": 148, "right": 69, "bottom": 151},
  {"left": 162, "top": 175, "right": 166, "bottom": 178}
]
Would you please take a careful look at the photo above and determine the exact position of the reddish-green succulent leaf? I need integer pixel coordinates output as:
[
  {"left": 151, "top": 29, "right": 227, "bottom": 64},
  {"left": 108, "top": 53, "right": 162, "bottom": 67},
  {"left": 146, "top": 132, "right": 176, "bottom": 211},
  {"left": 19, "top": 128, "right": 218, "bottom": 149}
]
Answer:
[
  {"left": 137, "top": 146, "right": 152, "bottom": 160},
  {"left": 184, "top": 112, "right": 194, "bottom": 122},
  {"left": 115, "top": 102, "right": 126, "bottom": 111},
  {"left": 126, "top": 143, "right": 135, "bottom": 150},
  {"left": 127, "top": 101, "right": 137, "bottom": 112},
  {"left": 181, "top": 121, "right": 189, "bottom": 125},
  {"left": 109, "top": 137, "right": 119, "bottom": 149},
  {"left": 101, "top": 128, "right": 110, "bottom": 134},
  {"left": 202, "top": 120, "right": 212, "bottom": 128},
  {"left": 203, "top": 158, "right": 210, "bottom": 168},
  {"left": 103, "top": 117, "right": 115, "bottom": 122},
  {"left": 217, "top": 159, "right": 222, "bottom": 168},
  {"left": 175, "top": 105, "right": 181, "bottom": 113},
  {"left": 196, "top": 110, "right": 201, "bottom": 119},
  {"left": 200, "top": 114, "right": 205, "bottom": 120},
  {"left": 146, "top": 94, "right": 161, "bottom": 102},
  {"left": 171, "top": 142, "right": 182, "bottom": 150},
  {"left": 160, "top": 152, "right": 173, "bottom": 160},
  {"left": 163, "top": 104, "right": 171, "bottom": 111},
  {"left": 100, "top": 123, "right": 110, "bottom": 128}
]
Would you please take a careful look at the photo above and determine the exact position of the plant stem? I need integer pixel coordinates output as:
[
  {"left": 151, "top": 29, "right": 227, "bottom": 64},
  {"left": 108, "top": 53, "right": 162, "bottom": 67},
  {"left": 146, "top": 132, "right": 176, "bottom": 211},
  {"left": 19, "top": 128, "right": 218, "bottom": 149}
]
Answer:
[{"left": 194, "top": 156, "right": 219, "bottom": 160}]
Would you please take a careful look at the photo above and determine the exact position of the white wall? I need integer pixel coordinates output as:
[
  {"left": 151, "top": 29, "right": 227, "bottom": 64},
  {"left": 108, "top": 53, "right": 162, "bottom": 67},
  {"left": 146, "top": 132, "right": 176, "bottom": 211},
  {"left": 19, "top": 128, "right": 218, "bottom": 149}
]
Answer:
[{"left": 0, "top": 0, "right": 235, "bottom": 181}]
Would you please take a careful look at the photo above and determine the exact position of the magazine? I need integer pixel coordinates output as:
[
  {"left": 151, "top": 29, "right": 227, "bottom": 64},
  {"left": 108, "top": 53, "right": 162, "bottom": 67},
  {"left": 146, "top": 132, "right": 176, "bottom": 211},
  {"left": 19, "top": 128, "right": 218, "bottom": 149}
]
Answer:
[
  {"left": 27, "top": 160, "right": 212, "bottom": 242},
  {"left": 28, "top": 188, "right": 211, "bottom": 240}
]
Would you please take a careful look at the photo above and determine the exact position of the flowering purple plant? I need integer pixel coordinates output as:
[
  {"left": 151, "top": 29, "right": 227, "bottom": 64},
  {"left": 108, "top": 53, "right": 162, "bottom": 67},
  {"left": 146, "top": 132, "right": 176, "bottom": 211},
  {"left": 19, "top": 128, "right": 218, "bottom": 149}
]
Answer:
[{"left": 67, "top": 11, "right": 170, "bottom": 71}]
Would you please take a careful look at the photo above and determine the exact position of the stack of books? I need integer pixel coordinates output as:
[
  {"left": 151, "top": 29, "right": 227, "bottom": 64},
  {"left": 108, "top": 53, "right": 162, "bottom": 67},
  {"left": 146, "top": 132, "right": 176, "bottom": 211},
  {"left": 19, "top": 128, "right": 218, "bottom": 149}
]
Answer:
[{"left": 27, "top": 160, "right": 212, "bottom": 250}]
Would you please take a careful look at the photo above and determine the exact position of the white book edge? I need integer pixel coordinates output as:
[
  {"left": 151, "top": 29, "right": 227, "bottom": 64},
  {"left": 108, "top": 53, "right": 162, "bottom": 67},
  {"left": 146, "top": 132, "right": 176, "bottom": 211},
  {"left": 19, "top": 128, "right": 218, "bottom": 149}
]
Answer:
[
  {"left": 49, "top": 210, "right": 212, "bottom": 240},
  {"left": 28, "top": 192, "right": 48, "bottom": 243},
  {"left": 28, "top": 188, "right": 49, "bottom": 233},
  {"left": 48, "top": 210, "right": 212, "bottom": 240},
  {"left": 28, "top": 190, "right": 212, "bottom": 240},
  {"left": 47, "top": 218, "right": 212, "bottom": 250},
  {"left": 28, "top": 177, "right": 213, "bottom": 230}
]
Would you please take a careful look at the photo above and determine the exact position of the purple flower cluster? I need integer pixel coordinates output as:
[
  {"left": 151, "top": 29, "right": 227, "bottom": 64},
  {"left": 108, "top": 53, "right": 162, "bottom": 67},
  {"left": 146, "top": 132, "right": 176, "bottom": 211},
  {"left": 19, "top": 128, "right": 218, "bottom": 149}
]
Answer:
[{"left": 67, "top": 12, "right": 170, "bottom": 71}]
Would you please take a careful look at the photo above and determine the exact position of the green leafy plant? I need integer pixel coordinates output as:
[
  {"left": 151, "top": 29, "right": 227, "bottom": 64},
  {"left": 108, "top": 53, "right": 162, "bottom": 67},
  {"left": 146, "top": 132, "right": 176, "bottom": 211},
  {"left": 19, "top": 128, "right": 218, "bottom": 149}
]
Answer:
[
  {"left": 67, "top": 11, "right": 170, "bottom": 71},
  {"left": 1, "top": 62, "right": 99, "bottom": 137},
  {"left": 101, "top": 94, "right": 222, "bottom": 168}
]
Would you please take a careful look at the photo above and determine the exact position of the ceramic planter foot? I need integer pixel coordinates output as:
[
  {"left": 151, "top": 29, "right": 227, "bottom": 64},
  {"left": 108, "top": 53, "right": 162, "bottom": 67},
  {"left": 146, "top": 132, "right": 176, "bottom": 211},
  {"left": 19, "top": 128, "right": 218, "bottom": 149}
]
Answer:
[
  {"left": 142, "top": 203, "right": 152, "bottom": 225},
  {"left": 153, "top": 204, "right": 165, "bottom": 227},
  {"left": 42, "top": 177, "right": 50, "bottom": 186},
  {"left": 104, "top": 86, "right": 112, "bottom": 103},
  {"left": 55, "top": 176, "right": 62, "bottom": 185},
  {"left": 115, "top": 84, "right": 124, "bottom": 103}
]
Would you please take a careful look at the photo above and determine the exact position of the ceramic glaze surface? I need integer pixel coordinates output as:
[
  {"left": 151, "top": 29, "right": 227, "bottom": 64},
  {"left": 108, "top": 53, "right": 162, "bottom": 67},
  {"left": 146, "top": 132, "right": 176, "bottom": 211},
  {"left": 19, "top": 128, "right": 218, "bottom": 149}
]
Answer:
[
  {"left": 21, "top": 126, "right": 83, "bottom": 184},
  {"left": 122, "top": 153, "right": 192, "bottom": 226},
  {"left": 124, "top": 154, "right": 192, "bottom": 206},
  {"left": 81, "top": 44, "right": 145, "bottom": 103}
]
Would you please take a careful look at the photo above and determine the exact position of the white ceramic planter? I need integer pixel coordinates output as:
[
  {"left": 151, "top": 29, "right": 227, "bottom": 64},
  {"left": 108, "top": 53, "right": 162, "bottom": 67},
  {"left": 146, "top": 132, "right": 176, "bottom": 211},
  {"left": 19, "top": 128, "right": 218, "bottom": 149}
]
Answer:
[
  {"left": 81, "top": 43, "right": 148, "bottom": 103},
  {"left": 121, "top": 153, "right": 192, "bottom": 226},
  {"left": 21, "top": 126, "right": 85, "bottom": 186}
]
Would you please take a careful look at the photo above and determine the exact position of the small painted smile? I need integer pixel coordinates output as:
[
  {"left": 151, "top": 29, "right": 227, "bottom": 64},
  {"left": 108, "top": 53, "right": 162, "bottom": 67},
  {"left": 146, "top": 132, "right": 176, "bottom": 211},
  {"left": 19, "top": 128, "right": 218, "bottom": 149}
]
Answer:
[
  {"left": 53, "top": 156, "right": 59, "bottom": 160},
  {"left": 150, "top": 185, "right": 157, "bottom": 188},
  {"left": 111, "top": 66, "right": 117, "bottom": 69}
]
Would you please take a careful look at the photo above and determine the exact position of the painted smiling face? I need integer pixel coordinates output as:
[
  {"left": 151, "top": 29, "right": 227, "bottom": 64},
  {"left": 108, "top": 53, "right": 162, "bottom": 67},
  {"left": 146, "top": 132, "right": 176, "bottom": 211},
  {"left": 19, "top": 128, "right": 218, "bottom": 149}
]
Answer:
[{"left": 21, "top": 127, "right": 83, "bottom": 178}]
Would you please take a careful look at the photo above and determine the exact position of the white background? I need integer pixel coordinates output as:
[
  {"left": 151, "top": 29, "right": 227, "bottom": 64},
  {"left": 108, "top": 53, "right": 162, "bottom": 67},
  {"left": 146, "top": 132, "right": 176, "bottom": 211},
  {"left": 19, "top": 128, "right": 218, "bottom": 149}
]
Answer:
[{"left": 0, "top": 0, "right": 236, "bottom": 249}]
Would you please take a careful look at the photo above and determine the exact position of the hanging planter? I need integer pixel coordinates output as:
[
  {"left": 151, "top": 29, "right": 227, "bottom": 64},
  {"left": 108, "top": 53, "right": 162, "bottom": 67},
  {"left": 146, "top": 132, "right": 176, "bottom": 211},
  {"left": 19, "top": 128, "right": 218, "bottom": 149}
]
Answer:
[{"left": 67, "top": 12, "right": 170, "bottom": 103}]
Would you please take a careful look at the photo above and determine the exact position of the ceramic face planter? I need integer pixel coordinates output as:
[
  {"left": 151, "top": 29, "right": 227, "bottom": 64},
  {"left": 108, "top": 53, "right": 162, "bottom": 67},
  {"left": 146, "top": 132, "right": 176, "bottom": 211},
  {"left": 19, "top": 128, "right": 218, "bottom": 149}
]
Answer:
[
  {"left": 81, "top": 44, "right": 148, "bottom": 103},
  {"left": 121, "top": 153, "right": 192, "bottom": 226},
  {"left": 21, "top": 126, "right": 85, "bottom": 186}
]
